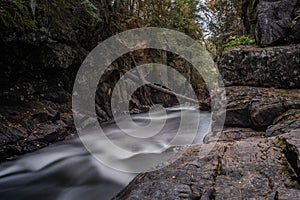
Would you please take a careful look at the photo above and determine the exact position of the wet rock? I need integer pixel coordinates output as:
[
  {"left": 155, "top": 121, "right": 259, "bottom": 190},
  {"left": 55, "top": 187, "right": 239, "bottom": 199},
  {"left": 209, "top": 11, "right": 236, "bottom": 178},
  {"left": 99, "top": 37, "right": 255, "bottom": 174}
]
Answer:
[
  {"left": 224, "top": 86, "right": 300, "bottom": 130},
  {"left": 114, "top": 144, "right": 223, "bottom": 200},
  {"left": 114, "top": 133, "right": 300, "bottom": 199},
  {"left": 266, "top": 109, "right": 300, "bottom": 137},
  {"left": 0, "top": 124, "right": 28, "bottom": 146},
  {"left": 0, "top": 99, "right": 74, "bottom": 162},
  {"left": 28, "top": 121, "right": 68, "bottom": 143},
  {"left": 31, "top": 109, "right": 60, "bottom": 123},
  {"left": 219, "top": 45, "right": 300, "bottom": 88}
]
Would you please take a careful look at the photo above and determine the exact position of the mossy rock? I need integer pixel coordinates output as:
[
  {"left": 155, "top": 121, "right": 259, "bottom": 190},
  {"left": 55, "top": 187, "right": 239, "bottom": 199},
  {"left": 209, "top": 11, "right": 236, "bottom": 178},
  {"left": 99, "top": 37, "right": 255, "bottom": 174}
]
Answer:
[{"left": 0, "top": 0, "right": 37, "bottom": 38}]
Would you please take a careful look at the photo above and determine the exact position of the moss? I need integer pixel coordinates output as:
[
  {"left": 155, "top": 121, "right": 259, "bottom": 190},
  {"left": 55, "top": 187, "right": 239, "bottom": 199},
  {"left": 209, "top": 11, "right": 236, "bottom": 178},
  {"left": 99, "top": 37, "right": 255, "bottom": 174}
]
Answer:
[
  {"left": 277, "top": 89, "right": 287, "bottom": 95},
  {"left": 220, "top": 35, "right": 255, "bottom": 53},
  {"left": 281, "top": 155, "right": 300, "bottom": 189},
  {"left": 0, "top": 0, "right": 37, "bottom": 35},
  {"left": 276, "top": 136, "right": 286, "bottom": 148}
]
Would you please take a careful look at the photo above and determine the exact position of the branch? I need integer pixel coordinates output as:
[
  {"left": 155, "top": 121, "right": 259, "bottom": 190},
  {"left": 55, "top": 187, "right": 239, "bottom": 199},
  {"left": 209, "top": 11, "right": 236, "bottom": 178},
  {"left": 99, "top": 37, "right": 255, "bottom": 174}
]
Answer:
[{"left": 122, "top": 69, "right": 199, "bottom": 104}]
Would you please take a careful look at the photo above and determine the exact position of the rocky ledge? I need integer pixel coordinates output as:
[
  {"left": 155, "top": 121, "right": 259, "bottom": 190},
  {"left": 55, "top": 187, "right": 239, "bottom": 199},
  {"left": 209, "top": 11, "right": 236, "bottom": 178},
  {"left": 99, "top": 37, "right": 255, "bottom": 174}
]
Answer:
[{"left": 114, "top": 129, "right": 300, "bottom": 199}]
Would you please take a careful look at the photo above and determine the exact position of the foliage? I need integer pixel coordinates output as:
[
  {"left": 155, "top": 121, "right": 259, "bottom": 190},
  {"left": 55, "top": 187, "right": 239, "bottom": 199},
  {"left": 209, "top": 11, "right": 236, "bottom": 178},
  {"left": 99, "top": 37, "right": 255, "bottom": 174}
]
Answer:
[
  {"left": 221, "top": 35, "right": 255, "bottom": 51},
  {"left": 198, "top": 0, "right": 244, "bottom": 53}
]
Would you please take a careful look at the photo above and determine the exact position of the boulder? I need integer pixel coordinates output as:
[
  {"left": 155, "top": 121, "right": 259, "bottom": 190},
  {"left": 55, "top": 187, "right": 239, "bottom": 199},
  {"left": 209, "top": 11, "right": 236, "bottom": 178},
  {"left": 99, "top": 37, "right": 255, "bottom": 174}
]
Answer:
[{"left": 219, "top": 45, "right": 300, "bottom": 88}]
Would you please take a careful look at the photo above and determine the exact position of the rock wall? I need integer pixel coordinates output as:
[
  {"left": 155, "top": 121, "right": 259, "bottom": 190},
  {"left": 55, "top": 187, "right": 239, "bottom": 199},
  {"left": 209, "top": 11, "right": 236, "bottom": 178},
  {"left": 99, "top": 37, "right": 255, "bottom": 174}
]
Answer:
[
  {"left": 243, "top": 0, "right": 300, "bottom": 47},
  {"left": 219, "top": 45, "right": 300, "bottom": 88},
  {"left": 0, "top": 0, "right": 99, "bottom": 105}
]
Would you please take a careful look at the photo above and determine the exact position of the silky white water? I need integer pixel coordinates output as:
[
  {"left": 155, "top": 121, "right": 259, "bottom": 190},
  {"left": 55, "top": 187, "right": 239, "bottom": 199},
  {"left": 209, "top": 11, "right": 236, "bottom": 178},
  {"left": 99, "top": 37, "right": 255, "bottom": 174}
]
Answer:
[{"left": 0, "top": 106, "right": 211, "bottom": 200}]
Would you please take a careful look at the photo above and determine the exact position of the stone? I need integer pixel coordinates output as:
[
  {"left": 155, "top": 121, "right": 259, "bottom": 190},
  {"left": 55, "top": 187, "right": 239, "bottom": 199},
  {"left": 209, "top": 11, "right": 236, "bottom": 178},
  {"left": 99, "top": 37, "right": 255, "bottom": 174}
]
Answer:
[
  {"left": 266, "top": 109, "right": 300, "bottom": 137},
  {"left": 114, "top": 133, "right": 300, "bottom": 199},
  {"left": 0, "top": 124, "right": 28, "bottom": 146},
  {"left": 224, "top": 86, "right": 300, "bottom": 130},
  {"left": 242, "top": 0, "right": 300, "bottom": 46},
  {"left": 204, "top": 127, "right": 265, "bottom": 143},
  {"left": 256, "top": 0, "right": 298, "bottom": 46},
  {"left": 31, "top": 109, "right": 60, "bottom": 123},
  {"left": 278, "top": 129, "right": 300, "bottom": 179},
  {"left": 219, "top": 45, "right": 300, "bottom": 88}
]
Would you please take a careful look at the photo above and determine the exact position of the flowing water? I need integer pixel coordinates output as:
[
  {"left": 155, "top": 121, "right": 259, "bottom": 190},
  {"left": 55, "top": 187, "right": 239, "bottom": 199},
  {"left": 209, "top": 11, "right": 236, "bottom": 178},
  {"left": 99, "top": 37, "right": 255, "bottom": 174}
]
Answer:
[{"left": 0, "top": 106, "right": 211, "bottom": 200}]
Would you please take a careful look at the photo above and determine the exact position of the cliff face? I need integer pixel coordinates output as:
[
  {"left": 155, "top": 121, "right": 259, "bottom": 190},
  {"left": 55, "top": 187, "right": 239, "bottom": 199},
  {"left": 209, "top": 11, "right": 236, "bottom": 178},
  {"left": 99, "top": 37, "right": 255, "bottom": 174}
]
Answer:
[
  {"left": 243, "top": 0, "right": 300, "bottom": 47},
  {"left": 0, "top": 0, "right": 99, "bottom": 105},
  {"left": 0, "top": 0, "right": 103, "bottom": 160}
]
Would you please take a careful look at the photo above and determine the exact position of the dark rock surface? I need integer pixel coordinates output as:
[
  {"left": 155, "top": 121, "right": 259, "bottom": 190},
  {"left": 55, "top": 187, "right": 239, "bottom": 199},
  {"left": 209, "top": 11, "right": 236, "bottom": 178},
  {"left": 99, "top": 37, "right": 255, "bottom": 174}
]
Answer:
[
  {"left": 114, "top": 130, "right": 300, "bottom": 200},
  {"left": 0, "top": 95, "right": 75, "bottom": 161},
  {"left": 267, "top": 109, "right": 300, "bottom": 137},
  {"left": 219, "top": 45, "right": 300, "bottom": 88},
  {"left": 243, "top": 0, "right": 300, "bottom": 46},
  {"left": 0, "top": 0, "right": 100, "bottom": 105},
  {"left": 204, "top": 127, "right": 265, "bottom": 143},
  {"left": 224, "top": 86, "right": 300, "bottom": 130},
  {"left": 256, "top": 0, "right": 299, "bottom": 46}
]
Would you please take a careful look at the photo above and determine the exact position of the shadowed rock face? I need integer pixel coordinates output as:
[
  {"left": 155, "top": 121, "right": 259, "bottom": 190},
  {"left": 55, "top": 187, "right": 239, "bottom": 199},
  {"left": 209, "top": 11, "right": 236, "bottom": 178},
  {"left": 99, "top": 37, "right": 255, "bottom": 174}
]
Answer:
[
  {"left": 256, "top": 0, "right": 299, "bottom": 46},
  {"left": 219, "top": 45, "right": 300, "bottom": 88},
  {"left": 243, "top": 0, "right": 300, "bottom": 47}
]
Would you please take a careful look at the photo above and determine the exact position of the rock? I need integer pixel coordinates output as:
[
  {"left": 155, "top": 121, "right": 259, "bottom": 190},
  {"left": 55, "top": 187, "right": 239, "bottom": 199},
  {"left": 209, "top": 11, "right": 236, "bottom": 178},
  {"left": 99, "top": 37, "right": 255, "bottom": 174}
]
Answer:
[
  {"left": 27, "top": 120, "right": 69, "bottom": 143},
  {"left": 204, "top": 127, "right": 265, "bottom": 143},
  {"left": 224, "top": 86, "right": 300, "bottom": 130},
  {"left": 243, "top": 0, "right": 300, "bottom": 46},
  {"left": 114, "top": 132, "right": 300, "bottom": 199},
  {"left": 266, "top": 109, "right": 300, "bottom": 137},
  {"left": 256, "top": 0, "right": 298, "bottom": 46},
  {"left": 31, "top": 109, "right": 60, "bottom": 123},
  {"left": 0, "top": 99, "right": 74, "bottom": 162},
  {"left": 278, "top": 129, "right": 300, "bottom": 178},
  {"left": 0, "top": 0, "right": 97, "bottom": 105},
  {"left": 0, "top": 124, "right": 28, "bottom": 146},
  {"left": 219, "top": 45, "right": 300, "bottom": 88}
]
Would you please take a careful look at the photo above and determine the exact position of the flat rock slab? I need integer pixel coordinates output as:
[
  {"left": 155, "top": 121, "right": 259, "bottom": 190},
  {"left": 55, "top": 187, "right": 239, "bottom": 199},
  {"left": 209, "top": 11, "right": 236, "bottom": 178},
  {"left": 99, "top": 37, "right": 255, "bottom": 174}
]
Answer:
[
  {"left": 114, "top": 130, "right": 300, "bottom": 199},
  {"left": 204, "top": 127, "right": 265, "bottom": 143},
  {"left": 219, "top": 45, "right": 300, "bottom": 88},
  {"left": 223, "top": 86, "right": 300, "bottom": 130}
]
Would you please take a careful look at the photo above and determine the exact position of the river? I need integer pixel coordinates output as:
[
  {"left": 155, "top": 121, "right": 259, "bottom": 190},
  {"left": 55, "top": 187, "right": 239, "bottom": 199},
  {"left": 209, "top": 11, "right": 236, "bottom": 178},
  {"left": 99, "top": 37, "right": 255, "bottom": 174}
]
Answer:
[{"left": 0, "top": 106, "right": 211, "bottom": 200}]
